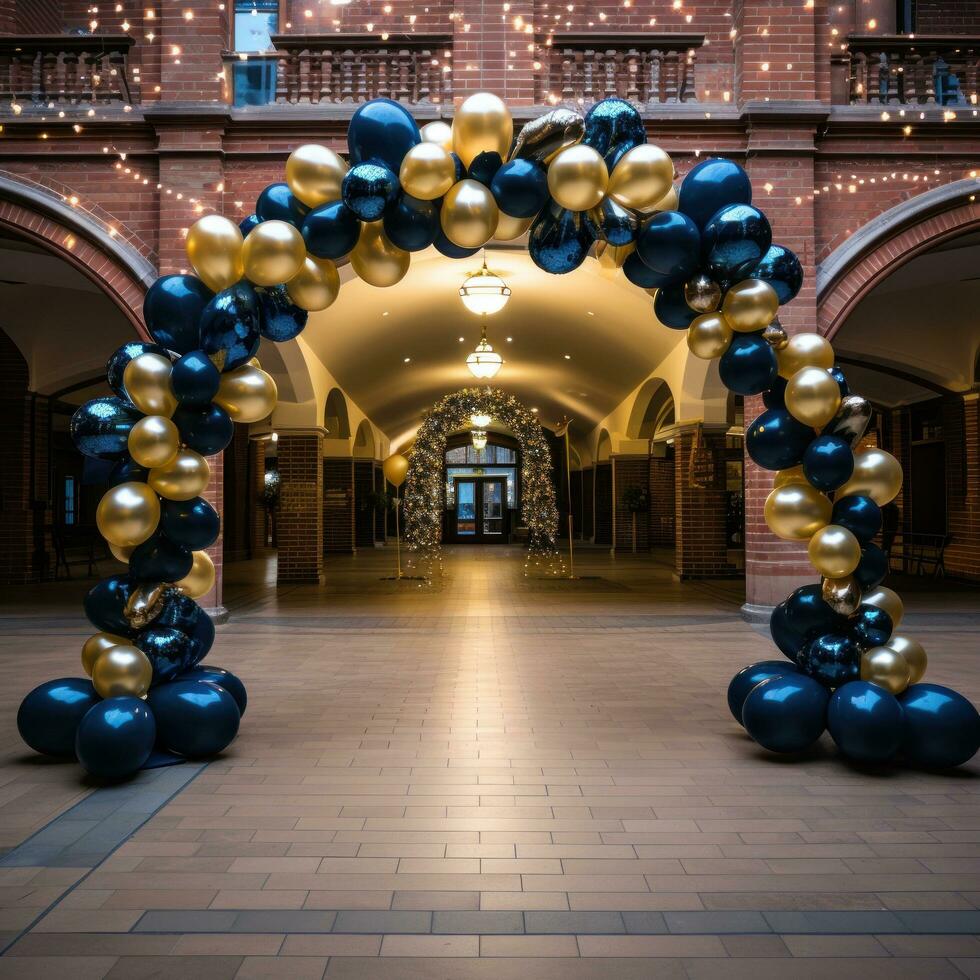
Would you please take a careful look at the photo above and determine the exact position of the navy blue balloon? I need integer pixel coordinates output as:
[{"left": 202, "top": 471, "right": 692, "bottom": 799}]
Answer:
[
  {"left": 468, "top": 150, "right": 503, "bottom": 188},
  {"left": 899, "top": 684, "right": 980, "bottom": 769},
  {"left": 831, "top": 494, "right": 881, "bottom": 543},
  {"left": 854, "top": 543, "right": 888, "bottom": 591},
  {"left": 746, "top": 407, "right": 814, "bottom": 470},
  {"left": 156, "top": 591, "right": 215, "bottom": 661},
  {"left": 828, "top": 681, "right": 904, "bottom": 763},
  {"left": 799, "top": 632, "right": 862, "bottom": 687},
  {"left": 17, "top": 678, "right": 99, "bottom": 757},
  {"left": 653, "top": 283, "right": 698, "bottom": 329},
  {"left": 583, "top": 98, "right": 646, "bottom": 169},
  {"left": 161, "top": 496, "right": 220, "bottom": 551},
  {"left": 678, "top": 157, "right": 753, "bottom": 230},
  {"left": 727, "top": 660, "right": 799, "bottom": 724},
  {"left": 433, "top": 229, "right": 480, "bottom": 259},
  {"left": 302, "top": 200, "right": 361, "bottom": 260},
  {"left": 129, "top": 533, "right": 193, "bottom": 584},
  {"left": 137, "top": 626, "right": 201, "bottom": 684},
  {"left": 803, "top": 434, "right": 854, "bottom": 492},
  {"left": 172, "top": 402, "right": 234, "bottom": 456},
  {"left": 762, "top": 373, "right": 788, "bottom": 410},
  {"left": 702, "top": 203, "right": 773, "bottom": 283},
  {"left": 770, "top": 584, "right": 848, "bottom": 662},
  {"left": 181, "top": 666, "right": 247, "bottom": 717},
  {"left": 450, "top": 152, "right": 466, "bottom": 183},
  {"left": 829, "top": 365, "right": 850, "bottom": 397},
  {"left": 342, "top": 162, "right": 399, "bottom": 222},
  {"left": 84, "top": 577, "right": 137, "bottom": 637},
  {"left": 849, "top": 604, "right": 893, "bottom": 650},
  {"left": 256, "top": 182, "right": 308, "bottom": 226},
  {"left": 171, "top": 350, "right": 220, "bottom": 407},
  {"left": 719, "top": 333, "right": 778, "bottom": 395},
  {"left": 143, "top": 275, "right": 214, "bottom": 355},
  {"left": 71, "top": 397, "right": 142, "bottom": 460},
  {"left": 636, "top": 211, "right": 701, "bottom": 287},
  {"left": 623, "top": 250, "right": 662, "bottom": 289},
  {"left": 239, "top": 213, "right": 263, "bottom": 235},
  {"left": 148, "top": 680, "right": 240, "bottom": 758},
  {"left": 108, "top": 458, "right": 148, "bottom": 488},
  {"left": 749, "top": 243, "right": 803, "bottom": 305},
  {"left": 347, "top": 97, "right": 421, "bottom": 171},
  {"left": 383, "top": 193, "right": 440, "bottom": 252},
  {"left": 490, "top": 159, "right": 549, "bottom": 218},
  {"left": 528, "top": 204, "right": 593, "bottom": 275},
  {"left": 256, "top": 284, "right": 308, "bottom": 342},
  {"left": 106, "top": 341, "right": 171, "bottom": 400},
  {"left": 200, "top": 281, "right": 261, "bottom": 372},
  {"left": 75, "top": 697, "right": 156, "bottom": 780},
  {"left": 742, "top": 674, "right": 828, "bottom": 753}
]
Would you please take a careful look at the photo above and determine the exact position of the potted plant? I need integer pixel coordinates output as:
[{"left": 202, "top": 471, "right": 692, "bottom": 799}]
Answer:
[{"left": 622, "top": 485, "right": 648, "bottom": 554}]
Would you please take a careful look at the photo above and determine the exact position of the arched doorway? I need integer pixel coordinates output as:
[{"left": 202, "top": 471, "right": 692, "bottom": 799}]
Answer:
[{"left": 443, "top": 431, "right": 520, "bottom": 543}]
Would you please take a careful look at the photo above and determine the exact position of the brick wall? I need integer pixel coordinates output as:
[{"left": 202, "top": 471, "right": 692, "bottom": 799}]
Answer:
[
  {"left": 675, "top": 428, "right": 733, "bottom": 579},
  {"left": 613, "top": 457, "right": 649, "bottom": 553},
  {"left": 594, "top": 463, "right": 612, "bottom": 546},
  {"left": 354, "top": 459, "right": 375, "bottom": 548},
  {"left": 582, "top": 467, "right": 594, "bottom": 541},
  {"left": 222, "top": 425, "right": 250, "bottom": 563},
  {"left": 649, "top": 452, "right": 675, "bottom": 549},
  {"left": 278, "top": 433, "right": 324, "bottom": 582},
  {"left": 249, "top": 438, "right": 268, "bottom": 554},
  {"left": 323, "top": 458, "right": 355, "bottom": 553}
]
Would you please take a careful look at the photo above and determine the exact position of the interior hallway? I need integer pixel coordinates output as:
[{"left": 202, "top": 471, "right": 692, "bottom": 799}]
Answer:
[{"left": 1, "top": 548, "right": 979, "bottom": 978}]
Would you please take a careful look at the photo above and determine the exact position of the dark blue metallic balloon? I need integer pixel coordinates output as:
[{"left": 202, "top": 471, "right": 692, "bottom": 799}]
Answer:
[
  {"left": 181, "top": 665, "right": 247, "bottom": 717},
  {"left": 719, "top": 333, "right": 777, "bottom": 395},
  {"left": 653, "top": 283, "right": 698, "bottom": 329},
  {"left": 71, "top": 397, "right": 142, "bottom": 461},
  {"left": 148, "top": 680, "right": 240, "bottom": 758},
  {"left": 799, "top": 632, "right": 862, "bottom": 687},
  {"left": 770, "top": 584, "right": 848, "bottom": 663},
  {"left": 108, "top": 458, "right": 148, "bottom": 488},
  {"left": 239, "top": 213, "right": 263, "bottom": 235},
  {"left": 342, "top": 162, "right": 399, "bottom": 222},
  {"left": 450, "top": 152, "right": 466, "bottom": 183},
  {"left": 742, "top": 674, "right": 828, "bottom": 753},
  {"left": 623, "top": 250, "right": 661, "bottom": 289},
  {"left": 17, "top": 677, "right": 99, "bottom": 757},
  {"left": 256, "top": 284, "right": 308, "bottom": 342},
  {"left": 749, "top": 243, "right": 803, "bottom": 305},
  {"left": 803, "top": 434, "right": 854, "bottom": 492},
  {"left": 347, "top": 97, "right": 421, "bottom": 171},
  {"left": 727, "top": 660, "right": 799, "bottom": 724},
  {"left": 829, "top": 365, "right": 850, "bottom": 397},
  {"left": 762, "top": 374, "right": 788, "bottom": 410},
  {"left": 584, "top": 197, "right": 636, "bottom": 246},
  {"left": 702, "top": 203, "right": 773, "bottom": 283},
  {"left": 137, "top": 626, "right": 200, "bottom": 684},
  {"left": 129, "top": 533, "right": 193, "bottom": 585},
  {"left": 143, "top": 275, "right": 214, "bottom": 355},
  {"left": 854, "top": 543, "right": 888, "bottom": 591},
  {"left": 106, "top": 341, "right": 172, "bottom": 400},
  {"left": 831, "top": 494, "right": 881, "bottom": 544},
  {"left": 849, "top": 604, "right": 893, "bottom": 650},
  {"left": 434, "top": 229, "right": 480, "bottom": 259},
  {"left": 528, "top": 203, "right": 593, "bottom": 275},
  {"left": 302, "top": 200, "right": 361, "bottom": 260},
  {"left": 583, "top": 98, "right": 646, "bottom": 169},
  {"left": 256, "top": 182, "right": 308, "bottom": 226},
  {"left": 171, "top": 350, "right": 221, "bottom": 407},
  {"left": 156, "top": 591, "right": 215, "bottom": 661},
  {"left": 828, "top": 681, "right": 904, "bottom": 763},
  {"left": 899, "top": 684, "right": 980, "bottom": 769},
  {"left": 84, "top": 575, "right": 137, "bottom": 635},
  {"left": 383, "top": 193, "right": 440, "bottom": 252},
  {"left": 75, "top": 697, "right": 156, "bottom": 780},
  {"left": 172, "top": 402, "right": 234, "bottom": 456},
  {"left": 160, "top": 497, "right": 220, "bottom": 551},
  {"left": 468, "top": 150, "right": 503, "bottom": 188},
  {"left": 199, "top": 281, "right": 261, "bottom": 372},
  {"left": 678, "top": 157, "right": 753, "bottom": 230},
  {"left": 490, "top": 159, "right": 549, "bottom": 218},
  {"left": 745, "top": 406, "right": 814, "bottom": 470},
  {"left": 636, "top": 211, "right": 701, "bottom": 287}
]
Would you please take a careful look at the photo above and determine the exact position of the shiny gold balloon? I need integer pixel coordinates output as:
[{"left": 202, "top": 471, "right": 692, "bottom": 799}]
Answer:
[
  {"left": 607, "top": 144, "right": 674, "bottom": 211},
  {"left": 109, "top": 542, "right": 134, "bottom": 563},
  {"left": 777, "top": 332, "right": 835, "bottom": 379},
  {"left": 452, "top": 92, "right": 513, "bottom": 169},
  {"left": 773, "top": 465, "right": 808, "bottom": 488},
  {"left": 640, "top": 184, "right": 679, "bottom": 215},
  {"left": 440, "top": 179, "right": 499, "bottom": 249},
  {"left": 286, "top": 255, "right": 340, "bottom": 311},
  {"left": 887, "top": 634, "right": 927, "bottom": 684},
  {"left": 285, "top": 143, "right": 347, "bottom": 208},
  {"left": 764, "top": 483, "right": 832, "bottom": 540},
  {"left": 862, "top": 585, "right": 904, "bottom": 629},
  {"left": 494, "top": 211, "right": 534, "bottom": 241},
  {"left": 837, "top": 447, "right": 903, "bottom": 505},
  {"left": 91, "top": 644, "right": 153, "bottom": 699},
  {"left": 808, "top": 524, "right": 861, "bottom": 578},
  {"left": 123, "top": 353, "right": 176, "bottom": 418},
  {"left": 785, "top": 366, "right": 842, "bottom": 428},
  {"left": 214, "top": 364, "right": 278, "bottom": 423},
  {"left": 687, "top": 312, "right": 733, "bottom": 360},
  {"left": 128, "top": 415, "right": 180, "bottom": 469},
  {"left": 861, "top": 646, "right": 911, "bottom": 695},
  {"left": 350, "top": 221, "right": 410, "bottom": 288},
  {"left": 149, "top": 448, "right": 210, "bottom": 502},
  {"left": 421, "top": 119, "right": 454, "bottom": 152},
  {"left": 97, "top": 481, "right": 161, "bottom": 547},
  {"left": 596, "top": 240, "right": 635, "bottom": 271},
  {"left": 185, "top": 214, "right": 244, "bottom": 293},
  {"left": 399, "top": 142, "right": 456, "bottom": 201},
  {"left": 684, "top": 274, "right": 722, "bottom": 313},
  {"left": 82, "top": 631, "right": 129, "bottom": 677},
  {"left": 242, "top": 219, "right": 307, "bottom": 288},
  {"left": 175, "top": 550, "right": 216, "bottom": 600},
  {"left": 547, "top": 144, "right": 608, "bottom": 212},
  {"left": 822, "top": 575, "right": 862, "bottom": 616},
  {"left": 124, "top": 583, "right": 167, "bottom": 629},
  {"left": 722, "top": 278, "right": 779, "bottom": 333},
  {"left": 763, "top": 321, "right": 789, "bottom": 350},
  {"left": 509, "top": 108, "right": 585, "bottom": 164},
  {"left": 383, "top": 453, "right": 409, "bottom": 488}
]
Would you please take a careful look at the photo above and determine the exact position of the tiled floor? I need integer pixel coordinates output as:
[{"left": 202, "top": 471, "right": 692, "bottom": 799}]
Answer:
[{"left": 1, "top": 545, "right": 979, "bottom": 978}]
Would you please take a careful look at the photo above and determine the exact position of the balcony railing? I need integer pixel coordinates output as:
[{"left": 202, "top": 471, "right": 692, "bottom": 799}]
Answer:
[
  {"left": 535, "top": 33, "right": 703, "bottom": 107},
  {"left": 0, "top": 34, "right": 138, "bottom": 107}
]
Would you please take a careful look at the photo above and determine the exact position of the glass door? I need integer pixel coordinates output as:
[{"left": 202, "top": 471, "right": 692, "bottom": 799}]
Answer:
[
  {"left": 451, "top": 477, "right": 508, "bottom": 542},
  {"left": 455, "top": 479, "right": 477, "bottom": 537},
  {"left": 481, "top": 478, "right": 505, "bottom": 538}
]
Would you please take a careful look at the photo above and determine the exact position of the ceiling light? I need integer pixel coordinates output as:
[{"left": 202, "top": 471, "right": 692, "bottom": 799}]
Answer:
[
  {"left": 506, "top": 336, "right": 513, "bottom": 342},
  {"left": 563, "top": 354, "right": 571, "bottom": 359},
  {"left": 470, "top": 413, "right": 491, "bottom": 428},
  {"left": 459, "top": 260, "right": 511, "bottom": 316},
  {"left": 466, "top": 326, "right": 502, "bottom": 379},
  {"left": 403, "top": 357, "right": 411, "bottom": 363},
  {"left": 471, "top": 429, "right": 488, "bottom": 450},
  {"left": 531, "top": 407, "right": 539, "bottom": 413}
]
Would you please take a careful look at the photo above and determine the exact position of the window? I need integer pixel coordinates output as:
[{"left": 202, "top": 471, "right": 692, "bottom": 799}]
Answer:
[
  {"left": 64, "top": 476, "right": 76, "bottom": 526},
  {"left": 232, "top": 1, "right": 278, "bottom": 106}
]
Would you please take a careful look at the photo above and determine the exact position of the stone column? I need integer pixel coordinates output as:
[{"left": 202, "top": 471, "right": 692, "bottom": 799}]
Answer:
[{"left": 277, "top": 429, "right": 325, "bottom": 583}]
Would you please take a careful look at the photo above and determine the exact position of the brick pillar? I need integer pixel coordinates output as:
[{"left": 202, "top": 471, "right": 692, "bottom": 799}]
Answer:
[
  {"left": 944, "top": 394, "right": 979, "bottom": 580},
  {"left": 613, "top": 456, "right": 650, "bottom": 553},
  {"left": 278, "top": 432, "right": 325, "bottom": 583},
  {"left": 159, "top": 0, "right": 230, "bottom": 103},
  {"left": 324, "top": 458, "right": 355, "bottom": 554},
  {"left": 222, "top": 425, "right": 250, "bottom": 563},
  {"left": 198, "top": 450, "right": 226, "bottom": 620},
  {"left": 249, "top": 437, "right": 267, "bottom": 555},
  {"left": 452, "top": 0, "right": 535, "bottom": 106},
  {"left": 649, "top": 448, "right": 675, "bottom": 548},
  {"left": 675, "top": 426, "right": 732, "bottom": 579}
]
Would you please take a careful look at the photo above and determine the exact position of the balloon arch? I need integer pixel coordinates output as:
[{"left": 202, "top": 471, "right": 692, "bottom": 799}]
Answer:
[{"left": 16, "top": 93, "right": 978, "bottom": 781}]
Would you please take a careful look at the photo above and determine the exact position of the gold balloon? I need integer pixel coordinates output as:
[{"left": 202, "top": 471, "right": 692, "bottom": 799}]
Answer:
[
  {"left": 722, "top": 278, "right": 780, "bottom": 333},
  {"left": 887, "top": 634, "right": 927, "bottom": 684},
  {"left": 822, "top": 575, "right": 862, "bottom": 616},
  {"left": 128, "top": 415, "right": 180, "bottom": 469},
  {"left": 862, "top": 585, "right": 904, "bottom": 629},
  {"left": 175, "top": 550, "right": 216, "bottom": 599},
  {"left": 399, "top": 142, "right": 456, "bottom": 201},
  {"left": 684, "top": 274, "right": 722, "bottom": 313},
  {"left": 861, "top": 646, "right": 911, "bottom": 695},
  {"left": 109, "top": 542, "right": 134, "bottom": 563},
  {"left": 596, "top": 240, "right": 635, "bottom": 271},
  {"left": 808, "top": 524, "right": 861, "bottom": 578},
  {"left": 350, "top": 221, "right": 410, "bottom": 288},
  {"left": 242, "top": 219, "right": 307, "bottom": 287},
  {"left": 452, "top": 92, "right": 513, "bottom": 169},
  {"left": 285, "top": 143, "right": 347, "bottom": 208},
  {"left": 214, "top": 364, "right": 278, "bottom": 423},
  {"left": 186, "top": 214, "right": 244, "bottom": 293},
  {"left": 149, "top": 448, "right": 210, "bottom": 502},
  {"left": 91, "top": 644, "right": 153, "bottom": 699},
  {"left": 764, "top": 483, "right": 832, "bottom": 540},
  {"left": 547, "top": 144, "right": 608, "bottom": 212},
  {"left": 440, "top": 179, "right": 499, "bottom": 249},
  {"left": 607, "top": 144, "right": 674, "bottom": 211},
  {"left": 777, "top": 332, "right": 835, "bottom": 379},
  {"left": 785, "top": 366, "right": 842, "bottom": 428},
  {"left": 82, "top": 632, "right": 129, "bottom": 677},
  {"left": 773, "top": 465, "right": 808, "bottom": 487},
  {"left": 494, "top": 211, "right": 534, "bottom": 241},
  {"left": 687, "top": 312, "right": 733, "bottom": 360},
  {"left": 286, "top": 255, "right": 340, "bottom": 311},
  {"left": 97, "top": 481, "right": 161, "bottom": 547},
  {"left": 124, "top": 583, "right": 167, "bottom": 629},
  {"left": 123, "top": 353, "right": 176, "bottom": 418},
  {"left": 383, "top": 453, "right": 409, "bottom": 488},
  {"left": 837, "top": 447, "right": 903, "bottom": 505},
  {"left": 421, "top": 120, "right": 454, "bottom": 153}
]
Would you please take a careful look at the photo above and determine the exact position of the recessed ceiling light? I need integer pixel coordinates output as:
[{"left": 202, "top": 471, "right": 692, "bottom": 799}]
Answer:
[
  {"left": 458, "top": 336, "right": 465, "bottom": 342},
  {"left": 563, "top": 354, "right": 571, "bottom": 360},
  {"left": 587, "top": 311, "right": 594, "bottom": 316},
  {"left": 382, "top": 311, "right": 389, "bottom": 317},
  {"left": 506, "top": 336, "right": 513, "bottom": 342},
  {"left": 403, "top": 357, "right": 411, "bottom": 363},
  {"left": 531, "top": 407, "right": 539, "bottom": 413}
]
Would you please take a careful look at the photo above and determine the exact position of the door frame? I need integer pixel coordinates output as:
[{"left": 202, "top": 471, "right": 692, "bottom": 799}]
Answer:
[{"left": 448, "top": 476, "right": 510, "bottom": 543}]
